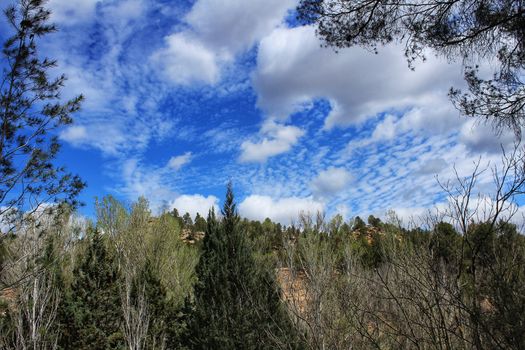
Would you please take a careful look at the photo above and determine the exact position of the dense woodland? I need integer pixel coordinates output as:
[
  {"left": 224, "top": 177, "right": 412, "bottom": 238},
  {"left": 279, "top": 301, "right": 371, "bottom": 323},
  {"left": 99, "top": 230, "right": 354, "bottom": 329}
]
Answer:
[
  {"left": 1, "top": 174, "right": 525, "bottom": 349},
  {"left": 1, "top": 0, "right": 525, "bottom": 349}
]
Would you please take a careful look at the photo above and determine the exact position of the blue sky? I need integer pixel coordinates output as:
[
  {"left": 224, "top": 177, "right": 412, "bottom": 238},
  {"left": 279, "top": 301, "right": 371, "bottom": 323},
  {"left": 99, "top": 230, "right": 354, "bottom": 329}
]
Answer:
[{"left": 2, "top": 0, "right": 517, "bottom": 224}]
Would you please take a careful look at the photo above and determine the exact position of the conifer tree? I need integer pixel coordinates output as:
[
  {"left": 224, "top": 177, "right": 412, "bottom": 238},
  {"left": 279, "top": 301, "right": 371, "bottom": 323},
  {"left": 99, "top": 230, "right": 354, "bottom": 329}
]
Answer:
[
  {"left": 194, "top": 213, "right": 207, "bottom": 232},
  {"left": 182, "top": 212, "right": 194, "bottom": 229},
  {"left": 0, "top": 0, "right": 85, "bottom": 232},
  {"left": 187, "top": 184, "right": 302, "bottom": 349},
  {"left": 57, "top": 229, "right": 124, "bottom": 349}
]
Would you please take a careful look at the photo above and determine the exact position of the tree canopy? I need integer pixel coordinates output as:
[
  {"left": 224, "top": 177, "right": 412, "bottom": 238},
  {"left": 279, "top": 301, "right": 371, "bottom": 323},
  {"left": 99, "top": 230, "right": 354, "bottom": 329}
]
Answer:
[
  {"left": 0, "top": 0, "right": 84, "bottom": 231},
  {"left": 186, "top": 184, "right": 302, "bottom": 349},
  {"left": 297, "top": 0, "right": 525, "bottom": 135}
]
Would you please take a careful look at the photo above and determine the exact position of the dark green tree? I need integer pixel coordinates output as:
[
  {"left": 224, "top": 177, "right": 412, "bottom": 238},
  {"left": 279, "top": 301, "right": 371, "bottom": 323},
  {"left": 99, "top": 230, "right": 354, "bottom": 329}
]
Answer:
[
  {"left": 57, "top": 229, "right": 124, "bottom": 349},
  {"left": 194, "top": 212, "right": 207, "bottom": 232},
  {"left": 297, "top": 0, "right": 525, "bottom": 135},
  {"left": 186, "top": 184, "right": 302, "bottom": 349},
  {"left": 0, "top": 0, "right": 84, "bottom": 232},
  {"left": 182, "top": 212, "right": 194, "bottom": 230},
  {"left": 430, "top": 222, "right": 460, "bottom": 265},
  {"left": 367, "top": 215, "right": 381, "bottom": 228},
  {"left": 352, "top": 216, "right": 366, "bottom": 233},
  {"left": 461, "top": 221, "right": 525, "bottom": 349}
]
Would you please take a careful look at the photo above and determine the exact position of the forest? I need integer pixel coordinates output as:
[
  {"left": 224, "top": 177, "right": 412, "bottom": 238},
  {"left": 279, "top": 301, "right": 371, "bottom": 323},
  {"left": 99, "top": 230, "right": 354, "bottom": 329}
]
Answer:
[
  {"left": 2, "top": 174, "right": 525, "bottom": 349},
  {"left": 1, "top": 0, "right": 525, "bottom": 349}
]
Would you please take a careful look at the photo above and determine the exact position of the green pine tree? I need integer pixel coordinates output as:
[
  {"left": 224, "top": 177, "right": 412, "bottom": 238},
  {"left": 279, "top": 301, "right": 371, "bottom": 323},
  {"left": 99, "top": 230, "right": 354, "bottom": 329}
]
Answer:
[
  {"left": 186, "top": 184, "right": 302, "bottom": 349},
  {"left": 194, "top": 213, "right": 207, "bottom": 233},
  {"left": 57, "top": 229, "right": 124, "bottom": 349}
]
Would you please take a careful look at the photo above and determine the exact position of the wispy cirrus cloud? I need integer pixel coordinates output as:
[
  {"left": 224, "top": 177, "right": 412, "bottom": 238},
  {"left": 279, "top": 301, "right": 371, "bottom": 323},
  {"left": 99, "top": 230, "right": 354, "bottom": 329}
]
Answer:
[
  {"left": 50, "top": 0, "right": 176, "bottom": 157},
  {"left": 48, "top": 0, "right": 99, "bottom": 26},
  {"left": 168, "top": 152, "right": 192, "bottom": 170}
]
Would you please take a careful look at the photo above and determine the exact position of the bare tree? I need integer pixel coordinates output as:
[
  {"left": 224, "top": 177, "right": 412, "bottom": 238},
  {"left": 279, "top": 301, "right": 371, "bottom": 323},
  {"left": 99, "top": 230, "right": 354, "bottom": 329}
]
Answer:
[
  {"left": 279, "top": 213, "right": 353, "bottom": 350},
  {"left": 275, "top": 145, "right": 525, "bottom": 349},
  {"left": 345, "top": 144, "right": 525, "bottom": 349},
  {"left": 120, "top": 271, "right": 151, "bottom": 350},
  {"left": 11, "top": 267, "right": 60, "bottom": 350},
  {"left": 1, "top": 214, "right": 62, "bottom": 350}
]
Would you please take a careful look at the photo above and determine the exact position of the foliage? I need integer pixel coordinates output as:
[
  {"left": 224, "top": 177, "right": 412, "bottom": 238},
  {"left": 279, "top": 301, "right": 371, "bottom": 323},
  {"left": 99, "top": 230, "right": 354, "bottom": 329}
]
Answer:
[
  {"left": 182, "top": 212, "right": 193, "bottom": 230},
  {"left": 0, "top": 0, "right": 84, "bottom": 232},
  {"left": 149, "top": 212, "right": 198, "bottom": 305},
  {"left": 297, "top": 0, "right": 525, "bottom": 135},
  {"left": 127, "top": 259, "right": 177, "bottom": 349},
  {"left": 57, "top": 229, "right": 124, "bottom": 349},
  {"left": 185, "top": 184, "right": 302, "bottom": 349},
  {"left": 194, "top": 213, "right": 207, "bottom": 232},
  {"left": 0, "top": 164, "right": 523, "bottom": 350},
  {"left": 0, "top": 189, "right": 521, "bottom": 349},
  {"left": 430, "top": 222, "right": 460, "bottom": 265}
]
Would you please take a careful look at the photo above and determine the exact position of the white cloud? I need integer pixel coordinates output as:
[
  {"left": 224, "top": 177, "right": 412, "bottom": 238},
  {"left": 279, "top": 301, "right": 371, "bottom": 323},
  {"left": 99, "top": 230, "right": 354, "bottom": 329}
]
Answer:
[
  {"left": 384, "top": 206, "right": 438, "bottom": 228},
  {"left": 48, "top": 0, "right": 99, "bottom": 26},
  {"left": 388, "top": 193, "right": 525, "bottom": 229},
  {"left": 203, "top": 125, "right": 245, "bottom": 153},
  {"left": 398, "top": 97, "right": 461, "bottom": 135},
  {"left": 48, "top": 0, "right": 176, "bottom": 158},
  {"left": 168, "top": 152, "right": 192, "bottom": 170},
  {"left": 114, "top": 158, "right": 215, "bottom": 216},
  {"left": 239, "top": 195, "right": 324, "bottom": 225},
  {"left": 253, "top": 25, "right": 464, "bottom": 130},
  {"left": 239, "top": 121, "right": 304, "bottom": 162},
  {"left": 152, "top": 0, "right": 296, "bottom": 85},
  {"left": 335, "top": 132, "right": 481, "bottom": 217},
  {"left": 101, "top": 0, "right": 144, "bottom": 25},
  {"left": 151, "top": 33, "right": 220, "bottom": 85},
  {"left": 355, "top": 97, "right": 461, "bottom": 149},
  {"left": 170, "top": 194, "right": 219, "bottom": 218},
  {"left": 60, "top": 125, "right": 88, "bottom": 144},
  {"left": 372, "top": 114, "right": 398, "bottom": 141},
  {"left": 119, "top": 159, "right": 175, "bottom": 208},
  {"left": 310, "top": 167, "right": 352, "bottom": 198},
  {"left": 334, "top": 203, "right": 350, "bottom": 220},
  {"left": 60, "top": 119, "right": 163, "bottom": 156},
  {"left": 459, "top": 119, "right": 515, "bottom": 154},
  {"left": 186, "top": 0, "right": 297, "bottom": 54},
  {"left": 49, "top": 0, "right": 144, "bottom": 26},
  {"left": 46, "top": 0, "right": 520, "bottom": 224},
  {"left": 417, "top": 158, "right": 448, "bottom": 175},
  {"left": 512, "top": 206, "right": 525, "bottom": 230}
]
